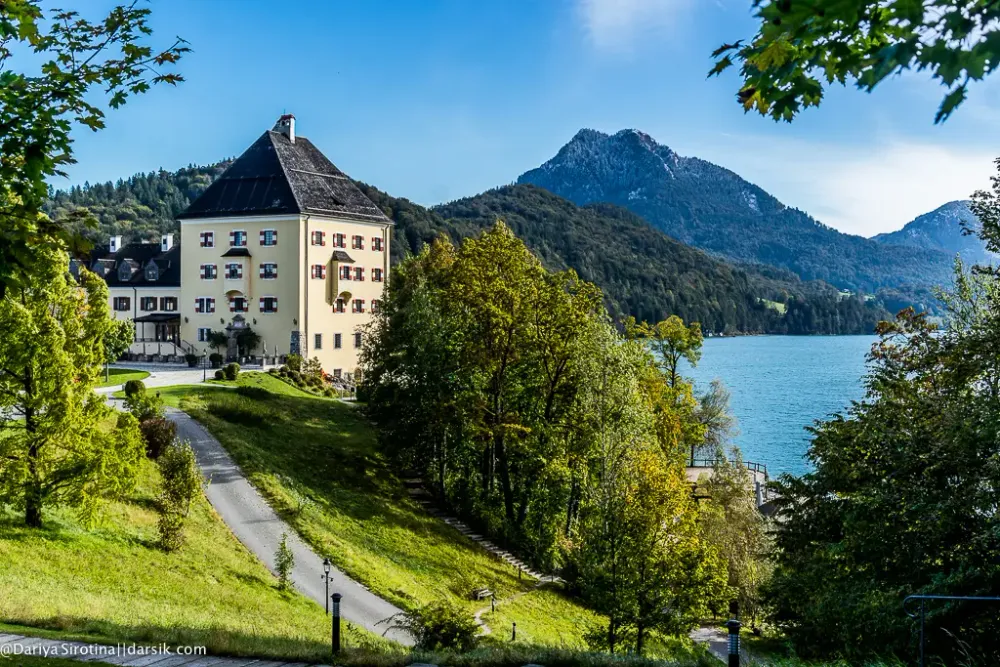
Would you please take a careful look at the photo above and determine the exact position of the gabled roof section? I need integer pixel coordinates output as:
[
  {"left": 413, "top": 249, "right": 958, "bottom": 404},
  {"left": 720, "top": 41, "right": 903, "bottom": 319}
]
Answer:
[
  {"left": 178, "top": 123, "right": 391, "bottom": 224},
  {"left": 87, "top": 243, "right": 181, "bottom": 287}
]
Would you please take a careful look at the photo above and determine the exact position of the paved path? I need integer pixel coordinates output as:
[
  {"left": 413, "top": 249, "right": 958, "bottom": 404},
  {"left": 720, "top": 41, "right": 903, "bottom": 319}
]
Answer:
[
  {"left": 166, "top": 409, "right": 413, "bottom": 646},
  {"left": 0, "top": 633, "right": 324, "bottom": 667},
  {"left": 690, "top": 624, "right": 758, "bottom": 664}
]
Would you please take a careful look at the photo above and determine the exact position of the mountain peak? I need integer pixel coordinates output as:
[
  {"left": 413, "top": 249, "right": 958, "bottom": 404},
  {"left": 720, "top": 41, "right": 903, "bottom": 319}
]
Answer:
[{"left": 872, "top": 199, "right": 994, "bottom": 265}]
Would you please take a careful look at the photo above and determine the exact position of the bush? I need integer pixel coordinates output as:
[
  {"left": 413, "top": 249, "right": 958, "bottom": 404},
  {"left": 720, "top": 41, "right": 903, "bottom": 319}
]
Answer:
[
  {"left": 184, "top": 353, "right": 199, "bottom": 367},
  {"left": 123, "top": 379, "right": 146, "bottom": 398},
  {"left": 126, "top": 390, "right": 164, "bottom": 423},
  {"left": 389, "top": 601, "right": 479, "bottom": 653},
  {"left": 209, "top": 352, "right": 224, "bottom": 368},
  {"left": 302, "top": 356, "right": 323, "bottom": 379},
  {"left": 157, "top": 440, "right": 201, "bottom": 551},
  {"left": 285, "top": 353, "right": 303, "bottom": 372},
  {"left": 140, "top": 416, "right": 177, "bottom": 459},
  {"left": 223, "top": 362, "right": 240, "bottom": 381},
  {"left": 214, "top": 370, "right": 224, "bottom": 380},
  {"left": 275, "top": 533, "right": 294, "bottom": 591}
]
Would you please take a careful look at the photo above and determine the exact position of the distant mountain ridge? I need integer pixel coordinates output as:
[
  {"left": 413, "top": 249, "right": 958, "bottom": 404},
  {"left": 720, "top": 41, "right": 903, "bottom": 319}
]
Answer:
[
  {"left": 872, "top": 200, "right": 996, "bottom": 266},
  {"left": 517, "top": 128, "right": 956, "bottom": 296}
]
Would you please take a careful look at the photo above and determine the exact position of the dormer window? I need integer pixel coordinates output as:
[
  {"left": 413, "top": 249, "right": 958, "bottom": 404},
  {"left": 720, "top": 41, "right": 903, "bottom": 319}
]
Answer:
[
  {"left": 145, "top": 262, "right": 159, "bottom": 281},
  {"left": 117, "top": 261, "right": 135, "bottom": 282}
]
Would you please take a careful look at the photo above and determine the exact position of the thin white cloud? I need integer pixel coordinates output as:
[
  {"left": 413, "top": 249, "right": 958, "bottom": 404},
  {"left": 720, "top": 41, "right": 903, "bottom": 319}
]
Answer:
[
  {"left": 578, "top": 0, "right": 693, "bottom": 53},
  {"left": 685, "top": 134, "right": 996, "bottom": 236}
]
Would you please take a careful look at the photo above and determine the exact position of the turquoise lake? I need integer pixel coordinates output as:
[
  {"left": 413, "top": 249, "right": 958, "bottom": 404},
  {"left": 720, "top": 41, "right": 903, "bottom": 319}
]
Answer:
[{"left": 682, "top": 335, "right": 878, "bottom": 477}]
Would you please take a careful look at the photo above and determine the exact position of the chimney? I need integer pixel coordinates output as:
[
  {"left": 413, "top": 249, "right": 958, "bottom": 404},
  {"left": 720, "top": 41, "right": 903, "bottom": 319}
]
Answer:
[
  {"left": 161, "top": 233, "right": 174, "bottom": 252},
  {"left": 109, "top": 235, "right": 122, "bottom": 253},
  {"left": 274, "top": 114, "right": 295, "bottom": 143}
]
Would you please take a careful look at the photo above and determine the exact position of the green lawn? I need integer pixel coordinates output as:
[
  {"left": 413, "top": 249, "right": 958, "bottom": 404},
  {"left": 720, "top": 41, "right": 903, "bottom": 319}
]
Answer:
[
  {"left": 96, "top": 367, "right": 149, "bottom": 388},
  {"left": 163, "top": 375, "right": 705, "bottom": 661},
  {"left": 0, "top": 457, "right": 391, "bottom": 662}
]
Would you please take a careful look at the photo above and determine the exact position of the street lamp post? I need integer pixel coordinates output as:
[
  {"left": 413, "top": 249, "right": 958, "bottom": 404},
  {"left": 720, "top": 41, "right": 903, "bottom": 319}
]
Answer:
[
  {"left": 331, "top": 592, "right": 342, "bottom": 655},
  {"left": 321, "top": 558, "right": 332, "bottom": 615},
  {"left": 726, "top": 618, "right": 741, "bottom": 667},
  {"left": 202, "top": 351, "right": 207, "bottom": 381}
]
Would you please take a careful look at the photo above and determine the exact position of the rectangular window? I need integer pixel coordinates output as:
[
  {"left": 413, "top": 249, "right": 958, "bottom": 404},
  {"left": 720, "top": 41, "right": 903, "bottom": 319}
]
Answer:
[
  {"left": 334, "top": 298, "right": 345, "bottom": 313},
  {"left": 230, "top": 230, "right": 247, "bottom": 247},
  {"left": 352, "top": 235, "right": 364, "bottom": 250},
  {"left": 333, "top": 368, "right": 342, "bottom": 378},
  {"left": 354, "top": 332, "right": 363, "bottom": 348},
  {"left": 339, "top": 265, "right": 352, "bottom": 280},
  {"left": 200, "top": 264, "right": 217, "bottom": 280},
  {"left": 225, "top": 263, "right": 243, "bottom": 280},
  {"left": 311, "top": 230, "right": 326, "bottom": 246},
  {"left": 354, "top": 266, "right": 365, "bottom": 281},
  {"left": 372, "top": 268, "right": 384, "bottom": 282},
  {"left": 260, "top": 263, "right": 278, "bottom": 280},
  {"left": 230, "top": 297, "right": 248, "bottom": 313},
  {"left": 160, "top": 296, "right": 178, "bottom": 311},
  {"left": 335, "top": 233, "right": 346, "bottom": 248},
  {"left": 197, "top": 327, "right": 211, "bottom": 342},
  {"left": 195, "top": 297, "right": 216, "bottom": 314},
  {"left": 259, "top": 296, "right": 278, "bottom": 313},
  {"left": 113, "top": 296, "right": 131, "bottom": 311},
  {"left": 372, "top": 237, "right": 384, "bottom": 251},
  {"left": 311, "top": 264, "right": 327, "bottom": 279},
  {"left": 140, "top": 296, "right": 157, "bottom": 311},
  {"left": 260, "top": 229, "right": 278, "bottom": 246},
  {"left": 199, "top": 231, "right": 215, "bottom": 248},
  {"left": 352, "top": 299, "right": 365, "bottom": 313},
  {"left": 372, "top": 299, "right": 381, "bottom": 314},
  {"left": 334, "top": 333, "right": 342, "bottom": 349},
  {"left": 314, "top": 333, "right": 322, "bottom": 350}
]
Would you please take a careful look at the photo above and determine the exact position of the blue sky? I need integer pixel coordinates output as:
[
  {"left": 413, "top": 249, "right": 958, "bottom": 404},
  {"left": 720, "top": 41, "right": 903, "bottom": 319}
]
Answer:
[{"left": 59, "top": 0, "right": 1000, "bottom": 236}]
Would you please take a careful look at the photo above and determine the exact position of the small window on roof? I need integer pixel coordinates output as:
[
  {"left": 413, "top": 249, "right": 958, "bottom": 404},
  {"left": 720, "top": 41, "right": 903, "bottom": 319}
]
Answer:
[
  {"left": 145, "top": 262, "right": 159, "bottom": 281},
  {"left": 118, "top": 261, "right": 134, "bottom": 282}
]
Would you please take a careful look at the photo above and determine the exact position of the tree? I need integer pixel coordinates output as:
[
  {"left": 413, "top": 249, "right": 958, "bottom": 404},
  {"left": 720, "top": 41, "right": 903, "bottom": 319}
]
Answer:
[
  {"left": 275, "top": 532, "right": 294, "bottom": 591},
  {"left": 157, "top": 440, "right": 200, "bottom": 551},
  {"left": 235, "top": 327, "right": 260, "bottom": 357},
  {"left": 206, "top": 330, "right": 228, "bottom": 355},
  {"left": 626, "top": 315, "right": 703, "bottom": 390},
  {"left": 712, "top": 0, "right": 1000, "bottom": 123},
  {"left": 104, "top": 318, "right": 135, "bottom": 362},
  {"left": 0, "top": 1, "right": 187, "bottom": 296},
  {"left": 0, "top": 250, "right": 144, "bottom": 526}
]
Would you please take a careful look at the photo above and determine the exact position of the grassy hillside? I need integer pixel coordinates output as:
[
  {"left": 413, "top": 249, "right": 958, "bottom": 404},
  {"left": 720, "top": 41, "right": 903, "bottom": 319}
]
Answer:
[{"left": 0, "top": 455, "right": 386, "bottom": 661}]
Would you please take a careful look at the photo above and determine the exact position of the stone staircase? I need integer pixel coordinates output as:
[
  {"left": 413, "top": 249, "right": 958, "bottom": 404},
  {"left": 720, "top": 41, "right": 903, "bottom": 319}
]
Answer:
[{"left": 402, "top": 477, "right": 562, "bottom": 584}]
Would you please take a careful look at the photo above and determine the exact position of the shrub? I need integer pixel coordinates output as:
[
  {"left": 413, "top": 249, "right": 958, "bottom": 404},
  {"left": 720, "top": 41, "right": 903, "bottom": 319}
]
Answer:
[
  {"left": 275, "top": 532, "right": 294, "bottom": 591},
  {"left": 126, "top": 390, "right": 164, "bottom": 423},
  {"left": 223, "top": 362, "right": 240, "bottom": 381},
  {"left": 123, "top": 379, "right": 146, "bottom": 398},
  {"left": 389, "top": 601, "right": 479, "bottom": 653},
  {"left": 140, "top": 416, "right": 177, "bottom": 459},
  {"left": 288, "top": 370, "right": 302, "bottom": 383},
  {"left": 209, "top": 352, "right": 224, "bottom": 367},
  {"left": 302, "top": 356, "right": 323, "bottom": 379},
  {"left": 184, "top": 353, "right": 198, "bottom": 367},
  {"left": 285, "top": 353, "right": 303, "bottom": 372},
  {"left": 157, "top": 440, "right": 201, "bottom": 551},
  {"left": 214, "top": 370, "right": 224, "bottom": 380}
]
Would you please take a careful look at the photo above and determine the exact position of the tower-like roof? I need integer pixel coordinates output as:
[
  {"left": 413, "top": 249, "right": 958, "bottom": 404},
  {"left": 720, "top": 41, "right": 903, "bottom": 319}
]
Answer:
[{"left": 178, "top": 119, "right": 390, "bottom": 224}]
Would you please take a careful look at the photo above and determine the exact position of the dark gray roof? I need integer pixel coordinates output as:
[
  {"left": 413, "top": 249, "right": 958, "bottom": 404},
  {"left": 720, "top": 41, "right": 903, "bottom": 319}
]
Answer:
[
  {"left": 221, "top": 247, "right": 252, "bottom": 258},
  {"left": 178, "top": 129, "right": 390, "bottom": 224},
  {"left": 332, "top": 250, "right": 355, "bottom": 264},
  {"left": 88, "top": 243, "right": 181, "bottom": 288}
]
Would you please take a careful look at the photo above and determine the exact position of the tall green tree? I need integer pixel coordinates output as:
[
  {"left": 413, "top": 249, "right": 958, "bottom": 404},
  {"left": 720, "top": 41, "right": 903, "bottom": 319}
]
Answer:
[
  {"left": 0, "top": 249, "right": 144, "bottom": 526},
  {"left": 713, "top": 0, "right": 1000, "bottom": 123},
  {"left": 0, "top": 0, "right": 187, "bottom": 296}
]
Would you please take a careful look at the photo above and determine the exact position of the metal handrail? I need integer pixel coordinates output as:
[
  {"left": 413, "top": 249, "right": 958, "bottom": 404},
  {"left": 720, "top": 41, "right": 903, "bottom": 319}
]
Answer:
[
  {"left": 688, "top": 458, "right": 768, "bottom": 476},
  {"left": 903, "top": 594, "right": 1000, "bottom": 667}
]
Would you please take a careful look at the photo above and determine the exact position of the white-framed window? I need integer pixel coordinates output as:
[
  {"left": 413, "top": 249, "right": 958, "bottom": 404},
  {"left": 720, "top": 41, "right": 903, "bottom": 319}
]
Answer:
[
  {"left": 339, "top": 265, "right": 352, "bottom": 280},
  {"left": 230, "top": 296, "right": 248, "bottom": 313},
  {"left": 229, "top": 230, "right": 247, "bottom": 247},
  {"left": 113, "top": 296, "right": 131, "bottom": 311},
  {"left": 334, "top": 333, "right": 342, "bottom": 349},
  {"left": 197, "top": 327, "right": 212, "bottom": 342},
  {"left": 372, "top": 299, "right": 381, "bottom": 314},
  {"left": 351, "top": 234, "right": 364, "bottom": 250},
  {"left": 200, "top": 264, "right": 217, "bottom": 279},
  {"left": 311, "top": 264, "right": 327, "bottom": 279},
  {"left": 353, "top": 266, "right": 365, "bottom": 281},
  {"left": 352, "top": 299, "right": 365, "bottom": 313},
  {"left": 194, "top": 297, "right": 216, "bottom": 314},
  {"left": 314, "top": 333, "right": 322, "bottom": 349},
  {"left": 372, "top": 237, "right": 384, "bottom": 251},
  {"left": 334, "top": 298, "right": 345, "bottom": 313},
  {"left": 260, "top": 229, "right": 278, "bottom": 246},
  {"left": 259, "top": 296, "right": 278, "bottom": 313},
  {"left": 140, "top": 296, "right": 157, "bottom": 311},
  {"left": 225, "top": 262, "right": 243, "bottom": 280},
  {"left": 372, "top": 268, "right": 384, "bottom": 282},
  {"left": 311, "top": 230, "right": 326, "bottom": 246},
  {"left": 260, "top": 263, "right": 278, "bottom": 280},
  {"left": 160, "top": 297, "right": 178, "bottom": 311},
  {"left": 334, "top": 233, "right": 346, "bottom": 248},
  {"left": 199, "top": 231, "right": 215, "bottom": 248},
  {"left": 354, "top": 332, "right": 363, "bottom": 348}
]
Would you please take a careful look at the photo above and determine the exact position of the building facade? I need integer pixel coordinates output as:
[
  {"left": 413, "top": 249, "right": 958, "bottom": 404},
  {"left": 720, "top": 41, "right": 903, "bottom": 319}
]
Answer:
[{"left": 176, "top": 114, "right": 392, "bottom": 376}]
